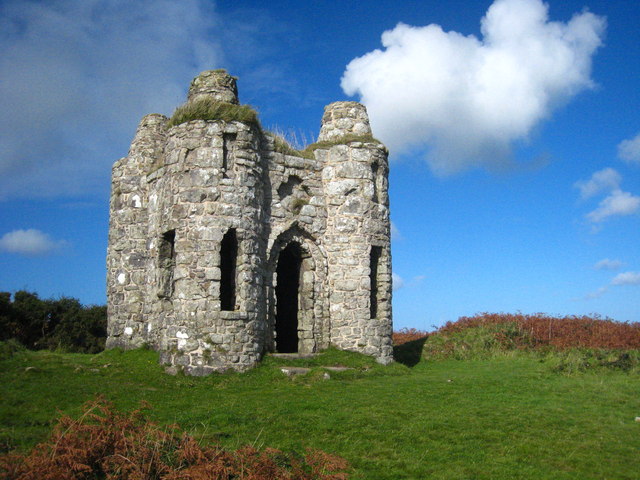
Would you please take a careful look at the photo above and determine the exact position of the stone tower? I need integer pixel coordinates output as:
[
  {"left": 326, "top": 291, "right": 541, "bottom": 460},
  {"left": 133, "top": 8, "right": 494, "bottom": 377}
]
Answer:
[{"left": 106, "top": 70, "right": 393, "bottom": 374}]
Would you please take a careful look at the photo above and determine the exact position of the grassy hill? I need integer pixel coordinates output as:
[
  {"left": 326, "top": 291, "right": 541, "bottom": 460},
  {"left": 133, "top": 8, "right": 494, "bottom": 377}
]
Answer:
[{"left": 1, "top": 315, "right": 640, "bottom": 479}]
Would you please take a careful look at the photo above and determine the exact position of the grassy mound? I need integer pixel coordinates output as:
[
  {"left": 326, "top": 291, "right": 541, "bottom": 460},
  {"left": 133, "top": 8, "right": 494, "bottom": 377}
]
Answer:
[
  {"left": 167, "top": 98, "right": 260, "bottom": 128},
  {"left": 422, "top": 314, "right": 640, "bottom": 373}
]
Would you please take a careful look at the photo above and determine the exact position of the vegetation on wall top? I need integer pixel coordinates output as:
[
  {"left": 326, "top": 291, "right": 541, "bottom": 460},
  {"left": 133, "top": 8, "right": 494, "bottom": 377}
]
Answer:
[{"left": 167, "top": 98, "right": 260, "bottom": 128}]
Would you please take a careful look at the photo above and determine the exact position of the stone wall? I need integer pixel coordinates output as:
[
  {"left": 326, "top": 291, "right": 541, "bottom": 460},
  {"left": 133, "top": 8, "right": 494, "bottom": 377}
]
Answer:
[{"left": 106, "top": 70, "right": 393, "bottom": 374}]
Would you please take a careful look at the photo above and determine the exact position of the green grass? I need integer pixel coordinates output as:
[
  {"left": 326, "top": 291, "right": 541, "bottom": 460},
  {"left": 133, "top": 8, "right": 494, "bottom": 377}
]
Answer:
[
  {"left": 1, "top": 345, "right": 639, "bottom": 479},
  {"left": 167, "top": 97, "right": 260, "bottom": 128},
  {"left": 302, "top": 134, "right": 384, "bottom": 156},
  {"left": 268, "top": 132, "right": 386, "bottom": 160}
]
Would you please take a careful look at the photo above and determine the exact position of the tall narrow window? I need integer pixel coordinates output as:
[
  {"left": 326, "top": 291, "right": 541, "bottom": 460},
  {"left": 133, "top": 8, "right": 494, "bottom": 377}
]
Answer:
[
  {"left": 158, "top": 230, "right": 176, "bottom": 298},
  {"left": 372, "top": 162, "right": 379, "bottom": 203},
  {"left": 370, "top": 246, "right": 382, "bottom": 319},
  {"left": 220, "top": 228, "right": 238, "bottom": 311},
  {"left": 222, "top": 133, "right": 237, "bottom": 177}
]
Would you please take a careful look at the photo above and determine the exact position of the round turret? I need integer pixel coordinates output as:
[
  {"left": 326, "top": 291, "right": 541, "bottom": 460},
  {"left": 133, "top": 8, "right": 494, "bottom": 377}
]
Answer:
[
  {"left": 188, "top": 70, "right": 239, "bottom": 105},
  {"left": 318, "top": 101, "right": 372, "bottom": 142}
]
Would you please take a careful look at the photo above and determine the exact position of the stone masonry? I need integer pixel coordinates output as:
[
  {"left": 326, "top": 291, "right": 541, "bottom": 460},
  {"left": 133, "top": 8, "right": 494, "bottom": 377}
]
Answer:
[{"left": 106, "top": 70, "right": 393, "bottom": 375}]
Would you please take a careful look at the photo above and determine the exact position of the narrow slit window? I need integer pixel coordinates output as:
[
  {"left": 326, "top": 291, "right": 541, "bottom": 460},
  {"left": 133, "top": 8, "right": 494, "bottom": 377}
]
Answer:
[
  {"left": 158, "top": 230, "right": 176, "bottom": 298},
  {"left": 220, "top": 228, "right": 238, "bottom": 311},
  {"left": 222, "top": 133, "right": 237, "bottom": 176},
  {"left": 372, "top": 162, "right": 379, "bottom": 203},
  {"left": 370, "top": 246, "right": 382, "bottom": 319}
]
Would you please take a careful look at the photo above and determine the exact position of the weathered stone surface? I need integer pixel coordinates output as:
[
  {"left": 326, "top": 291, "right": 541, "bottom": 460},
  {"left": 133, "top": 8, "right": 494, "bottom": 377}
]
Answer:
[{"left": 106, "top": 70, "right": 393, "bottom": 375}]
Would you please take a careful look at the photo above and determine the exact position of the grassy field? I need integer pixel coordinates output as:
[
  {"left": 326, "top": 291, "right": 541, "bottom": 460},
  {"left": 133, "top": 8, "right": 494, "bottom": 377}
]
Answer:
[{"left": 1, "top": 340, "right": 639, "bottom": 479}]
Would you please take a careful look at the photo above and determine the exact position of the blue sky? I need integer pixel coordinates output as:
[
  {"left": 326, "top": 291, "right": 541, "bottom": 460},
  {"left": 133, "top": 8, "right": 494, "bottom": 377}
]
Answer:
[{"left": 1, "top": 0, "right": 638, "bottom": 330}]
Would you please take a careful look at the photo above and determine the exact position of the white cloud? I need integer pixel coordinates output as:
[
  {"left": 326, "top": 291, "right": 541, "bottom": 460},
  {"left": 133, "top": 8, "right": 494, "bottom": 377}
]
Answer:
[
  {"left": 392, "top": 273, "right": 405, "bottom": 291},
  {"left": 0, "top": 229, "right": 66, "bottom": 256},
  {"left": 341, "top": 0, "right": 605, "bottom": 175},
  {"left": 586, "top": 189, "right": 640, "bottom": 223},
  {"left": 611, "top": 271, "right": 640, "bottom": 286},
  {"left": 618, "top": 133, "right": 640, "bottom": 164},
  {"left": 594, "top": 258, "right": 623, "bottom": 271},
  {"left": 574, "top": 168, "right": 621, "bottom": 200},
  {"left": 0, "top": 0, "right": 222, "bottom": 199},
  {"left": 390, "top": 221, "right": 402, "bottom": 241},
  {"left": 584, "top": 286, "right": 608, "bottom": 300}
]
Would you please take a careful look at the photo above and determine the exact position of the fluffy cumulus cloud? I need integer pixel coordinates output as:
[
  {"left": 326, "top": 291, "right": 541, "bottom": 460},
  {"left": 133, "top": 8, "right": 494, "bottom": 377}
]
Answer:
[
  {"left": 0, "top": 0, "right": 222, "bottom": 199},
  {"left": 618, "top": 133, "right": 640, "bottom": 164},
  {"left": 594, "top": 258, "right": 623, "bottom": 271},
  {"left": 341, "top": 0, "right": 605, "bottom": 175},
  {"left": 0, "top": 229, "right": 66, "bottom": 256},
  {"left": 611, "top": 272, "right": 640, "bottom": 286}
]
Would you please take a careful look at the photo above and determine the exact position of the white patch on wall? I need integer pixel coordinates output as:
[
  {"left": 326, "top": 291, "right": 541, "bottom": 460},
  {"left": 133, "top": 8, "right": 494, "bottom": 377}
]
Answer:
[
  {"left": 147, "top": 323, "right": 152, "bottom": 332},
  {"left": 132, "top": 194, "right": 141, "bottom": 208},
  {"left": 124, "top": 327, "right": 133, "bottom": 335},
  {"left": 117, "top": 273, "right": 126, "bottom": 284},
  {"left": 177, "top": 330, "right": 189, "bottom": 348}
]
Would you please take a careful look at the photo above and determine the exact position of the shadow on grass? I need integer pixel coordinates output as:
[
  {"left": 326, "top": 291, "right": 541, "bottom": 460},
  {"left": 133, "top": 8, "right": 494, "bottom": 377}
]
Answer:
[{"left": 393, "top": 337, "right": 428, "bottom": 367}]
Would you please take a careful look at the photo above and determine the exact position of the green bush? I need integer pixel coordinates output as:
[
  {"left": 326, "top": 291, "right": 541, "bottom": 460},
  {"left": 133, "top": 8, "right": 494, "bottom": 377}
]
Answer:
[
  {"left": 0, "top": 339, "right": 25, "bottom": 360},
  {"left": 0, "top": 291, "right": 106, "bottom": 353}
]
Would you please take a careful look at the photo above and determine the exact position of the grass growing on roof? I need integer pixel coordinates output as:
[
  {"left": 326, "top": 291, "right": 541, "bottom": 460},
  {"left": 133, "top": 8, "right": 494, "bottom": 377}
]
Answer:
[
  {"left": 167, "top": 97, "right": 260, "bottom": 128},
  {"left": 302, "top": 134, "right": 384, "bottom": 155},
  {"left": 268, "top": 131, "right": 386, "bottom": 160}
]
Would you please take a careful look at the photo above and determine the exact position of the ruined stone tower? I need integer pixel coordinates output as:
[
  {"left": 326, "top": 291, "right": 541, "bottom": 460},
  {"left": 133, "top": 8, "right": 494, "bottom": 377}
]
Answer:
[{"left": 106, "top": 70, "right": 393, "bottom": 374}]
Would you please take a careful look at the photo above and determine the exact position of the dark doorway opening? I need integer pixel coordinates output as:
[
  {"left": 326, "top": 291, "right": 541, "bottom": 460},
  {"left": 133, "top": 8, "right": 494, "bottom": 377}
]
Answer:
[{"left": 275, "top": 242, "right": 301, "bottom": 353}]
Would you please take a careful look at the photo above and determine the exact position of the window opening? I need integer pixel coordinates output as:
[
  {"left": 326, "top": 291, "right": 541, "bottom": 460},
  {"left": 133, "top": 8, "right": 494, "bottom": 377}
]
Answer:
[
  {"left": 370, "top": 246, "right": 382, "bottom": 319},
  {"left": 220, "top": 229, "right": 238, "bottom": 311},
  {"left": 372, "top": 162, "right": 379, "bottom": 203},
  {"left": 158, "top": 230, "right": 176, "bottom": 298},
  {"left": 222, "top": 133, "right": 237, "bottom": 177}
]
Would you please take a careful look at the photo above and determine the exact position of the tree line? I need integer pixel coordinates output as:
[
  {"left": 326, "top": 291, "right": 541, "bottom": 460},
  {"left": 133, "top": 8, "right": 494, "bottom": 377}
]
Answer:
[{"left": 0, "top": 291, "right": 106, "bottom": 353}]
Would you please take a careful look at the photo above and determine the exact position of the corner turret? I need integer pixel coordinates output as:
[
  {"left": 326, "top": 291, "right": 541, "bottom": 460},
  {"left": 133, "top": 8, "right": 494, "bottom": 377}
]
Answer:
[
  {"left": 318, "top": 101, "right": 372, "bottom": 142},
  {"left": 187, "top": 70, "right": 239, "bottom": 105}
]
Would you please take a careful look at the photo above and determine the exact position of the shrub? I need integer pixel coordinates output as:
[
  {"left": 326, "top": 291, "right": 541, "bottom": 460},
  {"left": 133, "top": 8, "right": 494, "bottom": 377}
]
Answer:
[
  {"left": 0, "top": 291, "right": 107, "bottom": 353},
  {"left": 392, "top": 328, "right": 428, "bottom": 346},
  {"left": 167, "top": 98, "right": 260, "bottom": 128},
  {"left": 0, "top": 339, "right": 25, "bottom": 360},
  {"left": 0, "top": 399, "right": 350, "bottom": 480}
]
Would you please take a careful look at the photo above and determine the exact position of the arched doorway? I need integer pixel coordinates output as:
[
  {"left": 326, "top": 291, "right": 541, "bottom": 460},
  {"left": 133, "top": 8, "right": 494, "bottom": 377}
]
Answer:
[{"left": 275, "top": 242, "right": 302, "bottom": 353}]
